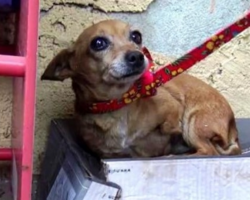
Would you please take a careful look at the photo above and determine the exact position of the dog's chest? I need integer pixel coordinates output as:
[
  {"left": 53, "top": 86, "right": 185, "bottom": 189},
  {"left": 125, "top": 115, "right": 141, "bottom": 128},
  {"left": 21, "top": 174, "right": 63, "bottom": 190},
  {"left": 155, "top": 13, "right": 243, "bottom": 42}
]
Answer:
[
  {"left": 109, "top": 115, "right": 127, "bottom": 147},
  {"left": 95, "top": 114, "right": 143, "bottom": 149},
  {"left": 80, "top": 112, "right": 170, "bottom": 157},
  {"left": 112, "top": 115, "right": 138, "bottom": 149}
]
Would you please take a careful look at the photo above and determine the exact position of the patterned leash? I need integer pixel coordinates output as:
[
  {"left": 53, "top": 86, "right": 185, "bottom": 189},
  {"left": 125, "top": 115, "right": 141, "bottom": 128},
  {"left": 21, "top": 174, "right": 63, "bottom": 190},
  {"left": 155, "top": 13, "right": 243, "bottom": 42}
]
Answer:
[{"left": 86, "top": 11, "right": 250, "bottom": 114}]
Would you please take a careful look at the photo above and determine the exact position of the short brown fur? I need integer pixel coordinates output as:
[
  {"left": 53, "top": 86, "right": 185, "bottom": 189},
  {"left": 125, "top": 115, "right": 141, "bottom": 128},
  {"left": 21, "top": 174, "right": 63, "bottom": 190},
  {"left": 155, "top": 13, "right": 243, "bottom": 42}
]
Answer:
[{"left": 41, "top": 20, "right": 241, "bottom": 158}]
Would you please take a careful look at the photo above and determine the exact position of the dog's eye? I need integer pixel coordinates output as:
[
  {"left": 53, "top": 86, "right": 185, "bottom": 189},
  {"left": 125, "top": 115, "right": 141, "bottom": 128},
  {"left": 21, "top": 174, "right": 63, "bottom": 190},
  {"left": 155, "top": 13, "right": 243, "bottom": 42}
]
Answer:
[
  {"left": 90, "top": 37, "right": 109, "bottom": 51},
  {"left": 130, "top": 31, "right": 142, "bottom": 45}
]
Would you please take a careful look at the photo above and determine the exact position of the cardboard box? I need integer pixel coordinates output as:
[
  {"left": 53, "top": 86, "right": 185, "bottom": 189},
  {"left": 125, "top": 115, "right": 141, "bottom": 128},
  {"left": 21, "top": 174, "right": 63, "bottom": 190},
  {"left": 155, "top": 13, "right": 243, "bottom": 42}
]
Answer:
[
  {"left": 37, "top": 118, "right": 250, "bottom": 200},
  {"left": 36, "top": 119, "right": 121, "bottom": 200}
]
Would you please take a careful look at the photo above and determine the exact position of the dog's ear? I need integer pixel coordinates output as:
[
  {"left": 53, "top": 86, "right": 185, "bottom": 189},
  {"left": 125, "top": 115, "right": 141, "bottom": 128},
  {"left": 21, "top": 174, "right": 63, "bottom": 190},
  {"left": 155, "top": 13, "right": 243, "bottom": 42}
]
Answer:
[{"left": 41, "top": 48, "right": 75, "bottom": 81}]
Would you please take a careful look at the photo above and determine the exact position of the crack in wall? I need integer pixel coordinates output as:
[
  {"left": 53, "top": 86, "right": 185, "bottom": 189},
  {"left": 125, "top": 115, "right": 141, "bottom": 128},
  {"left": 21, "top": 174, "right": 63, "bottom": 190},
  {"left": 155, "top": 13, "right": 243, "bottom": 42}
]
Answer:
[
  {"left": 40, "top": 0, "right": 155, "bottom": 14},
  {"left": 41, "top": 2, "right": 103, "bottom": 15}
]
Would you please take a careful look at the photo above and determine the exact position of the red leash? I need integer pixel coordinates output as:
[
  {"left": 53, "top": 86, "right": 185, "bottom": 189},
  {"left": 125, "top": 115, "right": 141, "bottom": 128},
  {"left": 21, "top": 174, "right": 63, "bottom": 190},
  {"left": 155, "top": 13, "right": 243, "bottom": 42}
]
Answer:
[{"left": 86, "top": 11, "right": 250, "bottom": 114}]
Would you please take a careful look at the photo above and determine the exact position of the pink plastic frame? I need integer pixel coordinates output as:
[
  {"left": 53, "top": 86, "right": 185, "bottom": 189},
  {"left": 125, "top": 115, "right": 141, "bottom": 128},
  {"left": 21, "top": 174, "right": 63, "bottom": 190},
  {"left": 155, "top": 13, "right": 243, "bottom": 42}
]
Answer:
[{"left": 0, "top": 0, "right": 39, "bottom": 199}]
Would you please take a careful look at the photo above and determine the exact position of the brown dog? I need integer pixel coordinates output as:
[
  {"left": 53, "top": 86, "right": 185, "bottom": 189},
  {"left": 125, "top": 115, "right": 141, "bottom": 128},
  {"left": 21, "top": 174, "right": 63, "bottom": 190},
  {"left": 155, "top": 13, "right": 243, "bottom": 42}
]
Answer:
[{"left": 41, "top": 19, "right": 241, "bottom": 158}]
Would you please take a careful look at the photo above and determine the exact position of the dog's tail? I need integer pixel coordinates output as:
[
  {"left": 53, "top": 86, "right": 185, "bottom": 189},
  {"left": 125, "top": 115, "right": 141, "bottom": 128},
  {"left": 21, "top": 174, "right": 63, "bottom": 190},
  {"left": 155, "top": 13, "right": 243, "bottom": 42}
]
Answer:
[{"left": 213, "top": 118, "right": 242, "bottom": 155}]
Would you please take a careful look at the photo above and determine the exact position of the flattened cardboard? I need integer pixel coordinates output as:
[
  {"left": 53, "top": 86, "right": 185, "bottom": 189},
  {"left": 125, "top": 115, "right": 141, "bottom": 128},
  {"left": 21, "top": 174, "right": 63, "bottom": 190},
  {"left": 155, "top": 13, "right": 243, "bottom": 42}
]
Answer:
[
  {"left": 38, "top": 118, "right": 250, "bottom": 200},
  {"left": 36, "top": 119, "right": 121, "bottom": 200},
  {"left": 105, "top": 118, "right": 250, "bottom": 200}
]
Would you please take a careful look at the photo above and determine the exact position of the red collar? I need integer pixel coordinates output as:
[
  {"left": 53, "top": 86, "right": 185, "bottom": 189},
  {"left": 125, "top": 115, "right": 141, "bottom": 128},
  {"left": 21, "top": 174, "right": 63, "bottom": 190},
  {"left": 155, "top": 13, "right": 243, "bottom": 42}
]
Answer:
[{"left": 84, "top": 11, "right": 250, "bottom": 114}]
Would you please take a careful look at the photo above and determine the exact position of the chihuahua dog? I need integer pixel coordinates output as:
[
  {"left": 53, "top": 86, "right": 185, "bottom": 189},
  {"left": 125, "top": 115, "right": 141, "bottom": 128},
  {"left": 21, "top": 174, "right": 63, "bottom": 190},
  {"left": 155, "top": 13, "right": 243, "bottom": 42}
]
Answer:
[{"left": 41, "top": 19, "right": 241, "bottom": 158}]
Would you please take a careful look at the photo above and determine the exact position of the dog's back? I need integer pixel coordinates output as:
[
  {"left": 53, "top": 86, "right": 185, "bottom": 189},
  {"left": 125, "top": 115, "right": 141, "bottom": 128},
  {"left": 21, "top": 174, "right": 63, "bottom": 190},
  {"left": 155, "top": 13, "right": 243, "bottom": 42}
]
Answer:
[{"left": 163, "top": 73, "right": 241, "bottom": 155}]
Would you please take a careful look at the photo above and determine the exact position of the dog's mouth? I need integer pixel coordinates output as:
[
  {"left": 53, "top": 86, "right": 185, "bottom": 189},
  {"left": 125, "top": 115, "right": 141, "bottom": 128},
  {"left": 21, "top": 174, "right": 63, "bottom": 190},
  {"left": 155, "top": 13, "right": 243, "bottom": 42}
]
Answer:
[
  {"left": 120, "top": 68, "right": 145, "bottom": 78},
  {"left": 109, "top": 63, "right": 147, "bottom": 81}
]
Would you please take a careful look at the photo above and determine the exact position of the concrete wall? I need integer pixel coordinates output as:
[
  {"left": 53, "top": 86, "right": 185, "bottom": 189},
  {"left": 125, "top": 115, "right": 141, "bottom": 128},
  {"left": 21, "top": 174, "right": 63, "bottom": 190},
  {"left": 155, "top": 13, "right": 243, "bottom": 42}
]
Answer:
[
  {"left": 0, "top": 77, "right": 12, "bottom": 148},
  {"left": 0, "top": 0, "right": 250, "bottom": 174}
]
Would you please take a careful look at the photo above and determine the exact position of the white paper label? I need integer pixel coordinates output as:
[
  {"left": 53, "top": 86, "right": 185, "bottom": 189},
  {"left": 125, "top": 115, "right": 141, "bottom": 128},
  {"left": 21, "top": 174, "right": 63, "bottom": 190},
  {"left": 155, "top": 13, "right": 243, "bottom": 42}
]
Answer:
[
  {"left": 83, "top": 182, "right": 120, "bottom": 200},
  {"left": 106, "top": 158, "right": 250, "bottom": 200}
]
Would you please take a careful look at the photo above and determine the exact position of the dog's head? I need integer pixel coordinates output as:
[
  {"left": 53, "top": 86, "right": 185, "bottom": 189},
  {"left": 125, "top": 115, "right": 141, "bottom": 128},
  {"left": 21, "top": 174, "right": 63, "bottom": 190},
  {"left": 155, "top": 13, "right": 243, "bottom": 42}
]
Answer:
[{"left": 41, "top": 20, "right": 149, "bottom": 100}]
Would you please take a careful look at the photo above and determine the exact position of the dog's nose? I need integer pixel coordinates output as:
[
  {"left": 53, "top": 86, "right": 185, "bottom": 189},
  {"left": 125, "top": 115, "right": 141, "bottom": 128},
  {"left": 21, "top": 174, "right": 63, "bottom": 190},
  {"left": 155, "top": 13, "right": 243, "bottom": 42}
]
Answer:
[{"left": 125, "top": 51, "right": 144, "bottom": 68}]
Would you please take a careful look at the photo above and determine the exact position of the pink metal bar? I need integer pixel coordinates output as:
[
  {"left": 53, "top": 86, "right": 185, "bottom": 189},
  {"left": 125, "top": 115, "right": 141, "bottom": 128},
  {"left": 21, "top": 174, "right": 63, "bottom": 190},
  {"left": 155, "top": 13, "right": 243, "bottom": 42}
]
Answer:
[
  {"left": 0, "top": 148, "right": 12, "bottom": 160},
  {"left": 0, "top": 55, "right": 25, "bottom": 76},
  {"left": 9, "top": 0, "right": 39, "bottom": 199}
]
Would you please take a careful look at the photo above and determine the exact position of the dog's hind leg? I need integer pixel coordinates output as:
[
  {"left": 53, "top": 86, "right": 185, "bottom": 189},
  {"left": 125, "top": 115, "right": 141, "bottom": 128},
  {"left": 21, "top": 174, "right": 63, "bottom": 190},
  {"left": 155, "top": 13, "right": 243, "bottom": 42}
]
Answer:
[{"left": 182, "top": 112, "right": 241, "bottom": 156}]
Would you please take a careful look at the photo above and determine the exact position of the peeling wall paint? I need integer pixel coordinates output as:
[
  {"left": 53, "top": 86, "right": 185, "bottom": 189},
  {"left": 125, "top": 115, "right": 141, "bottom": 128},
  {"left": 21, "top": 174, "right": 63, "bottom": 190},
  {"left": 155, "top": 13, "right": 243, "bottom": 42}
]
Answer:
[{"left": 41, "top": 0, "right": 155, "bottom": 12}]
